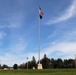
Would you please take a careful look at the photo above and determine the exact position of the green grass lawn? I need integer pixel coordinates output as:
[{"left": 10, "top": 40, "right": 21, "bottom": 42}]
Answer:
[{"left": 0, "top": 69, "right": 76, "bottom": 75}]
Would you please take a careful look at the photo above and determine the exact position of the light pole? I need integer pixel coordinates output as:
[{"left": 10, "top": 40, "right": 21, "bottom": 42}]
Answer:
[{"left": 26, "top": 57, "right": 28, "bottom": 69}]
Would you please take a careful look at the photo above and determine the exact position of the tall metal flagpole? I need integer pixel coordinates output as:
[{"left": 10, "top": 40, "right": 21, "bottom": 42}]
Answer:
[
  {"left": 37, "top": 6, "right": 43, "bottom": 69},
  {"left": 38, "top": 10, "right": 40, "bottom": 64}
]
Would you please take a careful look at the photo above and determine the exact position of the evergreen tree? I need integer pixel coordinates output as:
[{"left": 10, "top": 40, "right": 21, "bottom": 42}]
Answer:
[
  {"left": 31, "top": 56, "right": 37, "bottom": 69},
  {"left": 41, "top": 54, "right": 50, "bottom": 69}
]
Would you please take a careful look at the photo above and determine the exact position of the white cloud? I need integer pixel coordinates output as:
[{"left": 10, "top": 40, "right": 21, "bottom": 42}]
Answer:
[
  {"left": 42, "top": 42, "right": 76, "bottom": 59},
  {"left": 0, "top": 32, "right": 7, "bottom": 39},
  {"left": 24, "top": 41, "right": 76, "bottom": 61},
  {"left": 9, "top": 38, "right": 28, "bottom": 53},
  {"left": 0, "top": 12, "right": 24, "bottom": 29},
  {"left": 47, "top": 26, "right": 76, "bottom": 43},
  {"left": 0, "top": 53, "right": 26, "bottom": 66},
  {"left": 0, "top": 52, "right": 38, "bottom": 66},
  {"left": 7, "top": 12, "right": 24, "bottom": 29},
  {"left": 47, "top": 0, "right": 76, "bottom": 24},
  {"left": 45, "top": 28, "right": 76, "bottom": 59},
  {"left": 62, "top": 30, "right": 76, "bottom": 42}
]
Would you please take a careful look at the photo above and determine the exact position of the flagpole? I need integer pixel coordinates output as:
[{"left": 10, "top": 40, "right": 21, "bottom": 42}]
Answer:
[
  {"left": 37, "top": 6, "right": 43, "bottom": 69},
  {"left": 38, "top": 11, "right": 40, "bottom": 64}
]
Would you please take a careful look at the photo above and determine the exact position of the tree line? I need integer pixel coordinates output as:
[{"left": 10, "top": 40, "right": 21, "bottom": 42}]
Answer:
[{"left": 0, "top": 54, "right": 76, "bottom": 69}]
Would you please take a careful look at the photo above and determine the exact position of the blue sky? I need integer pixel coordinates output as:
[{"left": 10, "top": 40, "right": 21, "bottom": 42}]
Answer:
[{"left": 0, "top": 0, "right": 76, "bottom": 66}]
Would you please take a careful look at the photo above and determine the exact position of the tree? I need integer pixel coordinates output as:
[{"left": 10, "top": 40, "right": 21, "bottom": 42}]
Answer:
[
  {"left": 19, "top": 63, "right": 26, "bottom": 69},
  {"left": 28, "top": 56, "right": 37, "bottom": 69},
  {"left": 41, "top": 54, "right": 50, "bottom": 69},
  {"left": 2, "top": 64, "right": 8, "bottom": 69},
  {"left": 50, "top": 58, "right": 55, "bottom": 68},
  {"left": 13, "top": 64, "right": 18, "bottom": 69},
  {"left": 0, "top": 64, "right": 1, "bottom": 69},
  {"left": 64, "top": 59, "right": 68, "bottom": 68},
  {"left": 56, "top": 58, "right": 63, "bottom": 68},
  {"left": 67, "top": 59, "right": 75, "bottom": 68},
  {"left": 31, "top": 56, "right": 37, "bottom": 68},
  {"left": 63, "top": 59, "right": 75, "bottom": 68}
]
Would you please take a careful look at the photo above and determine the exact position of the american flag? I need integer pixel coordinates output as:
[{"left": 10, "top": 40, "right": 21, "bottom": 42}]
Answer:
[{"left": 39, "top": 6, "right": 44, "bottom": 19}]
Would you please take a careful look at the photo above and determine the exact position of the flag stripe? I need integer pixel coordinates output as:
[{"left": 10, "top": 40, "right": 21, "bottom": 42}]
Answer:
[
  {"left": 39, "top": 6, "right": 43, "bottom": 15},
  {"left": 39, "top": 6, "right": 44, "bottom": 19}
]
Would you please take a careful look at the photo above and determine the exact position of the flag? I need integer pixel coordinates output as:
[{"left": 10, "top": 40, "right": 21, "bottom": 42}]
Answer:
[{"left": 39, "top": 6, "right": 44, "bottom": 19}]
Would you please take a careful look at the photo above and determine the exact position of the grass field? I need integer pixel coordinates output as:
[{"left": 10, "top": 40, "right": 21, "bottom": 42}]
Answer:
[{"left": 0, "top": 69, "right": 76, "bottom": 75}]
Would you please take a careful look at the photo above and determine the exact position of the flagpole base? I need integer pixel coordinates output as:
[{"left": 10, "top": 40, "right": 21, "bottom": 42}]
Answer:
[{"left": 37, "top": 63, "right": 43, "bottom": 69}]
